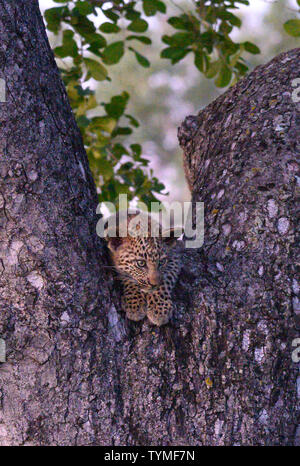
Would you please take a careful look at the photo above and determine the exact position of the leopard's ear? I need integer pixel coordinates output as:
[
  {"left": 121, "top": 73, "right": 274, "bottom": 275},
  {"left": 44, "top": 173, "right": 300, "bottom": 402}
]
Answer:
[
  {"left": 104, "top": 215, "right": 124, "bottom": 252},
  {"left": 105, "top": 236, "right": 124, "bottom": 252},
  {"left": 162, "top": 227, "right": 183, "bottom": 247}
]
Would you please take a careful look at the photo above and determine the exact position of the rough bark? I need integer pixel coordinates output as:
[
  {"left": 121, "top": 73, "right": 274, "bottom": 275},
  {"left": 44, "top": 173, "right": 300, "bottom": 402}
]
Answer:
[
  {"left": 0, "top": 0, "right": 299, "bottom": 446},
  {"left": 0, "top": 0, "right": 113, "bottom": 445},
  {"left": 177, "top": 48, "right": 300, "bottom": 446}
]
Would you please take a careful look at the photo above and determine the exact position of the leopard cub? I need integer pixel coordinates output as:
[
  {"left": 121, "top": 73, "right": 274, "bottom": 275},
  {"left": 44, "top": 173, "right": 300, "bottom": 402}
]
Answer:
[{"left": 105, "top": 211, "right": 182, "bottom": 326}]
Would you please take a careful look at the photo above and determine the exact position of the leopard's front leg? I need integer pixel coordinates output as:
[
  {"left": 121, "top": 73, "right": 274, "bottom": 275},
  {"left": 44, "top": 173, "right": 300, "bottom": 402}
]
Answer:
[
  {"left": 122, "top": 281, "right": 147, "bottom": 322},
  {"left": 146, "top": 284, "right": 173, "bottom": 326},
  {"left": 146, "top": 254, "right": 181, "bottom": 326}
]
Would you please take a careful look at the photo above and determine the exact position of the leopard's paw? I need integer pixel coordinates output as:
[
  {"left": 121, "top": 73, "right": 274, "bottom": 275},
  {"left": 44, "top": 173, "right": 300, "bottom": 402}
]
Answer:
[
  {"left": 121, "top": 295, "right": 147, "bottom": 322},
  {"left": 146, "top": 297, "right": 173, "bottom": 326}
]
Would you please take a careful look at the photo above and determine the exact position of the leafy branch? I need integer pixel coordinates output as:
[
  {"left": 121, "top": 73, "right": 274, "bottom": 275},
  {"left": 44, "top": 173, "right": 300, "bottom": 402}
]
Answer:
[{"left": 44, "top": 0, "right": 266, "bottom": 207}]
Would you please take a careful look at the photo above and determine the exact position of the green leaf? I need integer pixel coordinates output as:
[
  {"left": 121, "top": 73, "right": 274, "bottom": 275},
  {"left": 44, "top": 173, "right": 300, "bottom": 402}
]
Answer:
[
  {"left": 112, "top": 143, "right": 129, "bottom": 158},
  {"left": 54, "top": 45, "right": 74, "bottom": 59},
  {"left": 168, "top": 15, "right": 193, "bottom": 30},
  {"left": 229, "top": 49, "right": 242, "bottom": 67},
  {"left": 84, "top": 33, "right": 107, "bottom": 47},
  {"left": 100, "top": 22, "right": 120, "bottom": 33},
  {"left": 90, "top": 116, "right": 116, "bottom": 133},
  {"left": 125, "top": 9, "right": 141, "bottom": 21},
  {"left": 205, "top": 60, "right": 220, "bottom": 78},
  {"left": 84, "top": 58, "right": 108, "bottom": 81},
  {"left": 283, "top": 19, "right": 300, "bottom": 37},
  {"left": 113, "top": 126, "right": 133, "bottom": 136},
  {"left": 102, "top": 9, "right": 119, "bottom": 23},
  {"left": 77, "top": 115, "right": 90, "bottom": 128},
  {"left": 102, "top": 41, "right": 125, "bottom": 65},
  {"left": 48, "top": 0, "right": 179, "bottom": 215},
  {"left": 199, "top": 31, "right": 215, "bottom": 53},
  {"left": 45, "top": 7, "right": 67, "bottom": 33},
  {"left": 97, "top": 159, "right": 114, "bottom": 180},
  {"left": 134, "top": 51, "right": 150, "bottom": 67},
  {"left": 104, "top": 92, "right": 129, "bottom": 118},
  {"left": 235, "top": 60, "right": 249, "bottom": 74},
  {"left": 161, "top": 47, "right": 190, "bottom": 64},
  {"left": 152, "top": 181, "right": 165, "bottom": 193},
  {"left": 127, "top": 18, "right": 148, "bottom": 33},
  {"left": 163, "top": 32, "right": 194, "bottom": 47},
  {"left": 72, "top": 1, "right": 94, "bottom": 15},
  {"left": 72, "top": 15, "right": 96, "bottom": 37},
  {"left": 126, "top": 114, "right": 140, "bottom": 127},
  {"left": 217, "top": 11, "right": 241, "bottom": 27},
  {"left": 243, "top": 41, "right": 260, "bottom": 54},
  {"left": 130, "top": 144, "right": 142, "bottom": 156},
  {"left": 143, "top": 0, "right": 157, "bottom": 16},
  {"left": 143, "top": 0, "right": 166, "bottom": 16},
  {"left": 126, "top": 35, "right": 152, "bottom": 44},
  {"left": 134, "top": 169, "right": 146, "bottom": 187},
  {"left": 54, "top": 30, "right": 78, "bottom": 58},
  {"left": 194, "top": 51, "right": 208, "bottom": 72},
  {"left": 86, "top": 34, "right": 107, "bottom": 55},
  {"left": 220, "top": 21, "right": 233, "bottom": 35},
  {"left": 220, "top": 40, "right": 239, "bottom": 56},
  {"left": 215, "top": 64, "right": 232, "bottom": 87},
  {"left": 75, "top": 85, "right": 93, "bottom": 97},
  {"left": 156, "top": 1, "right": 166, "bottom": 13}
]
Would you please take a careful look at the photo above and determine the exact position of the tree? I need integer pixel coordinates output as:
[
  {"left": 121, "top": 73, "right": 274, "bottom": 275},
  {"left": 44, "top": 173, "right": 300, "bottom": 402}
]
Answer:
[{"left": 0, "top": 0, "right": 299, "bottom": 446}]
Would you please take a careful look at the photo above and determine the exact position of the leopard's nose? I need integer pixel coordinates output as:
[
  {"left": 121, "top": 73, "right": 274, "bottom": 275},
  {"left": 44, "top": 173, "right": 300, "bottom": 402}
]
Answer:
[{"left": 148, "top": 271, "right": 161, "bottom": 286}]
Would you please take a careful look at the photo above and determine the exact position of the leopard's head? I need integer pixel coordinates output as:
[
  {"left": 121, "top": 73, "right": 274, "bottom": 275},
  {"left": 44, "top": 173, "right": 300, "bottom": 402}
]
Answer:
[{"left": 105, "top": 212, "right": 179, "bottom": 291}]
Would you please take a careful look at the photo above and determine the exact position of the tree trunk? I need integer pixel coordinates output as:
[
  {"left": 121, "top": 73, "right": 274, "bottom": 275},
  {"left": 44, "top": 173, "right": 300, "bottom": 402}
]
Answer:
[
  {"left": 0, "top": 0, "right": 298, "bottom": 446},
  {"left": 0, "top": 0, "right": 113, "bottom": 445},
  {"left": 177, "top": 48, "right": 300, "bottom": 446}
]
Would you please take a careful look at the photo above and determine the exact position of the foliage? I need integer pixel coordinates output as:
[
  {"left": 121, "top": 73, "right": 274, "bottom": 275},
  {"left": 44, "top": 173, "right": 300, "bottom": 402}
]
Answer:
[
  {"left": 283, "top": 0, "right": 300, "bottom": 37},
  {"left": 160, "top": 0, "right": 260, "bottom": 87},
  {"left": 43, "top": 0, "right": 299, "bottom": 207},
  {"left": 45, "top": 0, "right": 165, "bottom": 207}
]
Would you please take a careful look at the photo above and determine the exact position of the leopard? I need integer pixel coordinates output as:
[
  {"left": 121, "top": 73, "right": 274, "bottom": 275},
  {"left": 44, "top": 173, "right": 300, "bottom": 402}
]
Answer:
[{"left": 104, "top": 210, "right": 182, "bottom": 326}]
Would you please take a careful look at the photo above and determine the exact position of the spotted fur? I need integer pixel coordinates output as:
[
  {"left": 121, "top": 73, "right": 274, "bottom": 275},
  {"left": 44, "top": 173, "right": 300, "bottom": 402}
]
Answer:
[{"left": 105, "top": 212, "right": 182, "bottom": 326}]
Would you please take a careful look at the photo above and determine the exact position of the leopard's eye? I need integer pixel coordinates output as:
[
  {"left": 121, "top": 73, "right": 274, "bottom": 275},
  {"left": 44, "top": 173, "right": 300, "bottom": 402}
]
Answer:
[{"left": 136, "top": 259, "right": 146, "bottom": 268}]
